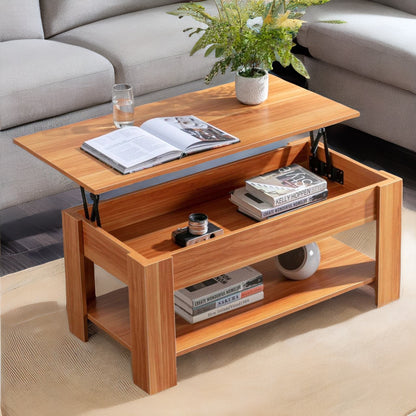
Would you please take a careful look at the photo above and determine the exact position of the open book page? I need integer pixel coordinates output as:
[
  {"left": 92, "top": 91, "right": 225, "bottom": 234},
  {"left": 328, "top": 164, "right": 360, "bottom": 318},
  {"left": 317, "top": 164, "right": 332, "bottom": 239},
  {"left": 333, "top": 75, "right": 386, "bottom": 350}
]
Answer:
[
  {"left": 81, "top": 126, "right": 182, "bottom": 173},
  {"left": 81, "top": 116, "right": 239, "bottom": 174},
  {"left": 141, "top": 115, "right": 239, "bottom": 154}
]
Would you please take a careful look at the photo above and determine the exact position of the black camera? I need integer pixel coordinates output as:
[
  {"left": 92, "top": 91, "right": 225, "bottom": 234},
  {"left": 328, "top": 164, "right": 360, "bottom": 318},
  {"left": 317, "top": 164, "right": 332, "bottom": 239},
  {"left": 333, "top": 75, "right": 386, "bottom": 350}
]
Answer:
[{"left": 172, "top": 213, "right": 223, "bottom": 247}]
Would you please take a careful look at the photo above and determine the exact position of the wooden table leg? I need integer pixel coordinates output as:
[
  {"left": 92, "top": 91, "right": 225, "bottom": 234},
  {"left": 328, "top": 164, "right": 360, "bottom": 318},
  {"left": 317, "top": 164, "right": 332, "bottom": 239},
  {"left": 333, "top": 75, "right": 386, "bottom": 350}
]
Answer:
[
  {"left": 375, "top": 176, "right": 402, "bottom": 306},
  {"left": 62, "top": 211, "right": 95, "bottom": 341},
  {"left": 127, "top": 253, "right": 177, "bottom": 394}
]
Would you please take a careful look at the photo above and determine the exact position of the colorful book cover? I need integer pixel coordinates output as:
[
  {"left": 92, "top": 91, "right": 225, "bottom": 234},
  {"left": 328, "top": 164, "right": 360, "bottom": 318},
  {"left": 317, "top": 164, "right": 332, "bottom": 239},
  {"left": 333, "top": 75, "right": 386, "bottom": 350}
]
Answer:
[
  {"left": 175, "top": 283, "right": 264, "bottom": 315},
  {"left": 232, "top": 188, "right": 328, "bottom": 220},
  {"left": 175, "top": 291, "right": 264, "bottom": 324},
  {"left": 245, "top": 164, "right": 327, "bottom": 206},
  {"left": 174, "top": 266, "right": 263, "bottom": 308}
]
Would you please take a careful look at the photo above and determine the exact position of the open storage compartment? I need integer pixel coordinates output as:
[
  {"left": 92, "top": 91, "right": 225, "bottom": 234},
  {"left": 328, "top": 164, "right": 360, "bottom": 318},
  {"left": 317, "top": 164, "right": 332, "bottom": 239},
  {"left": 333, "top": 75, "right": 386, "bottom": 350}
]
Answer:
[
  {"left": 63, "top": 136, "right": 401, "bottom": 394},
  {"left": 67, "top": 138, "right": 395, "bottom": 350},
  {"left": 87, "top": 237, "right": 375, "bottom": 356}
]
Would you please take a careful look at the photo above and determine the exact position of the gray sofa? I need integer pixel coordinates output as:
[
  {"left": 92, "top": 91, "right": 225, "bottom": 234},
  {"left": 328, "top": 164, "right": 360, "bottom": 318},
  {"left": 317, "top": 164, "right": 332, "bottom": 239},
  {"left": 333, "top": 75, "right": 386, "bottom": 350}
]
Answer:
[
  {"left": 0, "top": 0, "right": 232, "bottom": 210},
  {"left": 297, "top": 0, "right": 416, "bottom": 154}
]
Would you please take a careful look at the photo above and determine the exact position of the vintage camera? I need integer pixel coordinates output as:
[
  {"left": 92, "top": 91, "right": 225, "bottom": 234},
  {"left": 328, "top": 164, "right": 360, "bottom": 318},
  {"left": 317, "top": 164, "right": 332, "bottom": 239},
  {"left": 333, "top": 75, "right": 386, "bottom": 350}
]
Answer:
[{"left": 172, "top": 213, "right": 224, "bottom": 247}]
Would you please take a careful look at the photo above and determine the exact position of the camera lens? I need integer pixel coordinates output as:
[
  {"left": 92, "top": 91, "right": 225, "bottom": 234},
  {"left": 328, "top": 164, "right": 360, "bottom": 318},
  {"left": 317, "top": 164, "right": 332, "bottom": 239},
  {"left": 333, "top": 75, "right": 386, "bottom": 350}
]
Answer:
[{"left": 188, "top": 213, "right": 208, "bottom": 235}]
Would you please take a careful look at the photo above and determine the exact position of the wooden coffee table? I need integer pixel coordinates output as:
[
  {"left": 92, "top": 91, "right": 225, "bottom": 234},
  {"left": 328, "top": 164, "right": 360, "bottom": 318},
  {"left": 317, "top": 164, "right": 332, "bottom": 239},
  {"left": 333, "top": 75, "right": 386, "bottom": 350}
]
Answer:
[{"left": 15, "top": 76, "right": 402, "bottom": 394}]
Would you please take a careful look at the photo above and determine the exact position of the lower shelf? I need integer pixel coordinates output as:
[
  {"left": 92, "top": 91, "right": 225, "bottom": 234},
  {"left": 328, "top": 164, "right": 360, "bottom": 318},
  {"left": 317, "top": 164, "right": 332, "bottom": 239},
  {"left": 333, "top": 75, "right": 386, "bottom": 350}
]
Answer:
[{"left": 87, "top": 237, "right": 376, "bottom": 356}]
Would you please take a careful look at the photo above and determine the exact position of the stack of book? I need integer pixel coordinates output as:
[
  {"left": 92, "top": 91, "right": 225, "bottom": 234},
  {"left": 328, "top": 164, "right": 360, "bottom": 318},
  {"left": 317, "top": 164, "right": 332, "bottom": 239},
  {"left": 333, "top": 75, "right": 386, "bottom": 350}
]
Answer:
[
  {"left": 230, "top": 163, "right": 328, "bottom": 221},
  {"left": 174, "top": 266, "right": 264, "bottom": 324}
]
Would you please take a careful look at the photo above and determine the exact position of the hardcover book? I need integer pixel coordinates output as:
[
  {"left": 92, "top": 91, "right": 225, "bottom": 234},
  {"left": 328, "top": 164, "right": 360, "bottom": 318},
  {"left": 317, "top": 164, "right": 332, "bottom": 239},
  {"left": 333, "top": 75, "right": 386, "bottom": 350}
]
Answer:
[
  {"left": 175, "top": 283, "right": 264, "bottom": 316},
  {"left": 174, "top": 266, "right": 263, "bottom": 308},
  {"left": 245, "top": 164, "right": 327, "bottom": 207},
  {"left": 81, "top": 115, "right": 239, "bottom": 174},
  {"left": 175, "top": 291, "right": 264, "bottom": 324},
  {"left": 230, "top": 187, "right": 328, "bottom": 220}
]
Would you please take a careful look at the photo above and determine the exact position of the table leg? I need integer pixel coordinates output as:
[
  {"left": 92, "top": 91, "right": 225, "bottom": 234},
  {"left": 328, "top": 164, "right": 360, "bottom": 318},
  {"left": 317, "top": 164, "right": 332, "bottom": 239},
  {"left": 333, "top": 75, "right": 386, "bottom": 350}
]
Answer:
[
  {"left": 127, "top": 253, "right": 177, "bottom": 394},
  {"left": 375, "top": 176, "right": 402, "bottom": 306},
  {"left": 62, "top": 211, "right": 95, "bottom": 341}
]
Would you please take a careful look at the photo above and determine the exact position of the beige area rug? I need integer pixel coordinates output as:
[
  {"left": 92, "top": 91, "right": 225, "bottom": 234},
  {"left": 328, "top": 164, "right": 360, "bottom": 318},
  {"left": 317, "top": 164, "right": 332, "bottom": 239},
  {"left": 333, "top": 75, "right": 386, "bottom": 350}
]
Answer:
[{"left": 2, "top": 206, "right": 416, "bottom": 416}]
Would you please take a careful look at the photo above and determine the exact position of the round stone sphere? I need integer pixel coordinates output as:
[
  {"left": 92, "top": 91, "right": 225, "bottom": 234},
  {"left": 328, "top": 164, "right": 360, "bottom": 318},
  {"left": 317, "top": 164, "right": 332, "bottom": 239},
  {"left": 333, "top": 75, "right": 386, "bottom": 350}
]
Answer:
[{"left": 275, "top": 242, "right": 321, "bottom": 280}]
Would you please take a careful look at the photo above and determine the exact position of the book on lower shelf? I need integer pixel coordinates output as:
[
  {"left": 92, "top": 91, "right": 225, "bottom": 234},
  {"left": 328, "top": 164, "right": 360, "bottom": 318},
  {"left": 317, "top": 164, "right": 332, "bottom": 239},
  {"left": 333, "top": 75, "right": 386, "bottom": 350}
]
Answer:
[
  {"left": 230, "top": 187, "right": 328, "bottom": 221},
  {"left": 175, "top": 283, "right": 264, "bottom": 316},
  {"left": 174, "top": 266, "right": 264, "bottom": 324},
  {"left": 245, "top": 163, "right": 327, "bottom": 207},
  {"left": 81, "top": 115, "right": 239, "bottom": 174},
  {"left": 174, "top": 266, "right": 263, "bottom": 308},
  {"left": 175, "top": 291, "right": 264, "bottom": 324}
]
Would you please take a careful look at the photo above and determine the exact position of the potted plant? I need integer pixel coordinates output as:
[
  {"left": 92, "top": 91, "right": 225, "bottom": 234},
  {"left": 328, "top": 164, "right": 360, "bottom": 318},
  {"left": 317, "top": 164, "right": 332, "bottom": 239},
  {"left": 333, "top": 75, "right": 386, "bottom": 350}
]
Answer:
[{"left": 170, "top": 0, "right": 336, "bottom": 105}]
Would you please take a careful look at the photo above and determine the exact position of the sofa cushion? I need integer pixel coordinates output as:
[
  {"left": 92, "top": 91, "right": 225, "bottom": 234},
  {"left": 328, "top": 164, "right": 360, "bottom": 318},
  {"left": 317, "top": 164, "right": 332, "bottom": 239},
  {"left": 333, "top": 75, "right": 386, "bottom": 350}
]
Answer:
[
  {"left": 0, "top": 0, "right": 44, "bottom": 41},
  {"left": 41, "top": 0, "right": 186, "bottom": 38},
  {"left": 0, "top": 40, "right": 115, "bottom": 130},
  {"left": 297, "top": 0, "right": 416, "bottom": 95},
  {"left": 372, "top": 0, "right": 416, "bottom": 15},
  {"left": 303, "top": 56, "right": 416, "bottom": 153},
  {"left": 53, "top": 2, "right": 218, "bottom": 97}
]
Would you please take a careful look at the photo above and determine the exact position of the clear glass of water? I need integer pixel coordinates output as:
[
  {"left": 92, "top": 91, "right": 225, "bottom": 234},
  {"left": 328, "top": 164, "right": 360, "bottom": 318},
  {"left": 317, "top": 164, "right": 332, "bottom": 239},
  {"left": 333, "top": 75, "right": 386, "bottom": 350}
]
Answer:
[{"left": 112, "top": 83, "right": 134, "bottom": 128}]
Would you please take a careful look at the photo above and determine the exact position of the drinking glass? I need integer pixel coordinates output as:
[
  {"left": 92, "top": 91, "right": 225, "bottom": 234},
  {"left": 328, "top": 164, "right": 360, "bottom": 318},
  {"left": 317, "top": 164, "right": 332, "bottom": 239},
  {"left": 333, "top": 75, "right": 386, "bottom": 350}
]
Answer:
[{"left": 112, "top": 83, "right": 134, "bottom": 128}]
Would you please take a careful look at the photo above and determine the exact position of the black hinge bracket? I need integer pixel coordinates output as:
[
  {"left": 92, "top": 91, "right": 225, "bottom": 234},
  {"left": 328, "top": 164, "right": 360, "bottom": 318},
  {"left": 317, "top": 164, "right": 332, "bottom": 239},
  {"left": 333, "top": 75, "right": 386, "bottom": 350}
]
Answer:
[
  {"left": 309, "top": 128, "right": 344, "bottom": 184},
  {"left": 80, "top": 187, "right": 101, "bottom": 227}
]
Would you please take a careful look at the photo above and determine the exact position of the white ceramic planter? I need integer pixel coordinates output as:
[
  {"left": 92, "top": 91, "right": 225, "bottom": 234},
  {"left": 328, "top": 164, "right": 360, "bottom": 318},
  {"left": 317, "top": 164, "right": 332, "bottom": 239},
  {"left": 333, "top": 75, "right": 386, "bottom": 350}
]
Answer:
[{"left": 235, "top": 68, "right": 269, "bottom": 105}]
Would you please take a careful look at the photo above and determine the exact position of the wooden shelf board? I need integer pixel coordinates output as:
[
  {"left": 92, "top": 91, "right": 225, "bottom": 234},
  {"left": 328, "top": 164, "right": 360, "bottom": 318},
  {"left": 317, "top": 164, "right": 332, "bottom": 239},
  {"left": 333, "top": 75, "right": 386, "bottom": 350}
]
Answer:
[
  {"left": 86, "top": 238, "right": 375, "bottom": 355},
  {"left": 14, "top": 76, "right": 359, "bottom": 196},
  {"left": 88, "top": 288, "right": 131, "bottom": 350},
  {"left": 175, "top": 237, "right": 375, "bottom": 355}
]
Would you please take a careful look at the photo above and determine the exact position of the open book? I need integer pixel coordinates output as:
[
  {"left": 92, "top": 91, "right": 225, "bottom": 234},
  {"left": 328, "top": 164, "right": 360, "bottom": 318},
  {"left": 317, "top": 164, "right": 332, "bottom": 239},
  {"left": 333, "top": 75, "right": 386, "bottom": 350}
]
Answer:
[{"left": 81, "top": 115, "right": 240, "bottom": 174}]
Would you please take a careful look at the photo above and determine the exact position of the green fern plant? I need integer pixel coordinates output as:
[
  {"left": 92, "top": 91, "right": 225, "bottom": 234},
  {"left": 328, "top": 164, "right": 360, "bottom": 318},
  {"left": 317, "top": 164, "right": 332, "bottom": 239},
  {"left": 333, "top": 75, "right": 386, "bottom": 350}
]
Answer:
[{"left": 169, "top": 0, "right": 337, "bottom": 83}]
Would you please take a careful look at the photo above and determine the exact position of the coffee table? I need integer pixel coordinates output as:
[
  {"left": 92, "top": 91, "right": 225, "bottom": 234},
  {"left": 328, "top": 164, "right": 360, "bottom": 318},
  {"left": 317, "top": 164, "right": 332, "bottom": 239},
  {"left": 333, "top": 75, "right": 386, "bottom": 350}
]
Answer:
[{"left": 15, "top": 75, "right": 402, "bottom": 394}]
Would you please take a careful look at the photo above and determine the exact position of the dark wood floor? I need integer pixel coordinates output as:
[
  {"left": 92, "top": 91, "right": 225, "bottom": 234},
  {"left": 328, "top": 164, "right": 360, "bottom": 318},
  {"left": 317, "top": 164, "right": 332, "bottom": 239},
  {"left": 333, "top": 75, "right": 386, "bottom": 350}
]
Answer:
[
  {"left": 0, "top": 189, "right": 81, "bottom": 276},
  {"left": 1, "top": 125, "right": 415, "bottom": 277}
]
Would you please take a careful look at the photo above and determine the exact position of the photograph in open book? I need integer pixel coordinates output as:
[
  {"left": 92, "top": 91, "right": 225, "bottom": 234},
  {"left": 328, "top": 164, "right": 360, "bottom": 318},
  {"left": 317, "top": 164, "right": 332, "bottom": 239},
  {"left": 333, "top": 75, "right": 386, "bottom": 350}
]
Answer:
[
  {"left": 140, "top": 115, "right": 239, "bottom": 153},
  {"left": 163, "top": 116, "right": 236, "bottom": 142}
]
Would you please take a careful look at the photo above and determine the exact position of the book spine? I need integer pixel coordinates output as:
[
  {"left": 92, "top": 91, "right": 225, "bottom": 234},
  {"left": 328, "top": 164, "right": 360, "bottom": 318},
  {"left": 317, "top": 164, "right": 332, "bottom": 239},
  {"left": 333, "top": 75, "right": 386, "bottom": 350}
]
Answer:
[
  {"left": 175, "top": 291, "right": 264, "bottom": 324},
  {"left": 247, "top": 181, "right": 327, "bottom": 206},
  {"left": 175, "top": 284, "right": 264, "bottom": 316},
  {"left": 175, "top": 274, "right": 263, "bottom": 308},
  {"left": 260, "top": 189, "right": 328, "bottom": 217}
]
